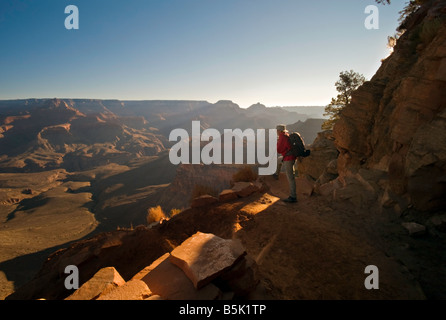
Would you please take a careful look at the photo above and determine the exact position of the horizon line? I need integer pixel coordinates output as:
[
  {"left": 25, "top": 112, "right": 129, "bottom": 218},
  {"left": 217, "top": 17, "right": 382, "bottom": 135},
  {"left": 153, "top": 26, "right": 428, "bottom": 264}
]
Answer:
[{"left": 0, "top": 97, "right": 327, "bottom": 108}]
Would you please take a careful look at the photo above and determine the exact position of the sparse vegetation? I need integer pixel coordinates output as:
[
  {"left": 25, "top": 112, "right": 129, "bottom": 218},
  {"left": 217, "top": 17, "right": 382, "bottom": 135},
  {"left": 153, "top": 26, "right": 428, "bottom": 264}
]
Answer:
[
  {"left": 146, "top": 205, "right": 167, "bottom": 225},
  {"left": 232, "top": 165, "right": 258, "bottom": 183},
  {"left": 169, "top": 208, "right": 182, "bottom": 217},
  {"left": 376, "top": 0, "right": 426, "bottom": 29},
  {"left": 322, "top": 70, "right": 366, "bottom": 130}
]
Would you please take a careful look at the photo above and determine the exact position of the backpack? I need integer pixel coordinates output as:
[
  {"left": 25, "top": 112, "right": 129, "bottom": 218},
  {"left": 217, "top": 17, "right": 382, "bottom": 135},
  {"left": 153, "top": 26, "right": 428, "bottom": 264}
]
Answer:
[{"left": 287, "top": 132, "right": 311, "bottom": 158}]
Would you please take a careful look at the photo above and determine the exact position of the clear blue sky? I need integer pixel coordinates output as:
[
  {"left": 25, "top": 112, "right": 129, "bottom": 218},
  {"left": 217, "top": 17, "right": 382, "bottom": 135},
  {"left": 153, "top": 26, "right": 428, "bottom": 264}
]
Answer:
[{"left": 0, "top": 0, "right": 406, "bottom": 108}]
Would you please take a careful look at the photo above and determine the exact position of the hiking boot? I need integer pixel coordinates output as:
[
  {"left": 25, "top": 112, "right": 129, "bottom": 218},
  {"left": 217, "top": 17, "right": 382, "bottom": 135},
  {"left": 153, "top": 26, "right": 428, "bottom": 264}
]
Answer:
[{"left": 282, "top": 196, "right": 297, "bottom": 203}]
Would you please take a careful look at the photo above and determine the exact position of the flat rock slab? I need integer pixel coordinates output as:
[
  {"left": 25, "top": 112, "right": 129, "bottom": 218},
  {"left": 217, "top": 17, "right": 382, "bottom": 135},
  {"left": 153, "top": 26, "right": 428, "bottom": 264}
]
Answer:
[
  {"left": 191, "top": 195, "right": 219, "bottom": 208},
  {"left": 65, "top": 267, "right": 125, "bottom": 300},
  {"left": 135, "top": 253, "right": 221, "bottom": 300},
  {"left": 219, "top": 189, "right": 238, "bottom": 202},
  {"left": 232, "top": 182, "right": 259, "bottom": 198},
  {"left": 169, "top": 232, "right": 247, "bottom": 289},
  {"left": 402, "top": 222, "right": 426, "bottom": 236}
]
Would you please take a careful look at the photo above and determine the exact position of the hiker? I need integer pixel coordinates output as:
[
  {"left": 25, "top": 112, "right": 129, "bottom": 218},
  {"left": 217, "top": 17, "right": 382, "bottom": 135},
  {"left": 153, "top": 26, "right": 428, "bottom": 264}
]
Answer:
[
  {"left": 273, "top": 155, "right": 283, "bottom": 180},
  {"left": 276, "top": 124, "right": 297, "bottom": 203}
]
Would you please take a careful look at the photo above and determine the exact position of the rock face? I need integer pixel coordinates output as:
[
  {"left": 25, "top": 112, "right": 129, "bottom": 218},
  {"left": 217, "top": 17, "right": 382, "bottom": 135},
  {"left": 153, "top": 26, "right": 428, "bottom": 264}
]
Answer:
[
  {"left": 330, "top": 0, "right": 446, "bottom": 213},
  {"left": 297, "top": 130, "right": 339, "bottom": 183}
]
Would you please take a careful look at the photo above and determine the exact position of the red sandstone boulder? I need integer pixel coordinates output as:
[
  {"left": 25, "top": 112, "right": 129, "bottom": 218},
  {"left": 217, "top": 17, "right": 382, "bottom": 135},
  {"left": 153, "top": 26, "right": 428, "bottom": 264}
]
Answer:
[
  {"left": 190, "top": 195, "right": 219, "bottom": 208},
  {"left": 65, "top": 267, "right": 125, "bottom": 300},
  {"left": 169, "top": 232, "right": 247, "bottom": 289},
  {"left": 134, "top": 253, "right": 221, "bottom": 300}
]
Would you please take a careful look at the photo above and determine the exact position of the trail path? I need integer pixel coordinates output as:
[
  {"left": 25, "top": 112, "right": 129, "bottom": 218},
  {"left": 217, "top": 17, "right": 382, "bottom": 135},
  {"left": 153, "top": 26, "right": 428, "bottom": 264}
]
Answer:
[{"left": 234, "top": 174, "right": 445, "bottom": 299}]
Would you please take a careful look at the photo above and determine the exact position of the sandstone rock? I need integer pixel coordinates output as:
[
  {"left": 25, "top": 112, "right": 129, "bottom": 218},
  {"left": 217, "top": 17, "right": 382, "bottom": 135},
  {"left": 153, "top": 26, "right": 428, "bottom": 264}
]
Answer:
[
  {"left": 216, "top": 255, "right": 259, "bottom": 297},
  {"left": 316, "top": 178, "right": 342, "bottom": 197},
  {"left": 232, "top": 182, "right": 259, "bottom": 197},
  {"left": 406, "top": 108, "right": 446, "bottom": 211},
  {"left": 218, "top": 189, "right": 238, "bottom": 202},
  {"left": 169, "top": 232, "right": 247, "bottom": 289},
  {"left": 380, "top": 188, "right": 398, "bottom": 209},
  {"left": 296, "top": 175, "right": 314, "bottom": 198},
  {"left": 96, "top": 279, "right": 151, "bottom": 300},
  {"left": 146, "top": 294, "right": 163, "bottom": 300},
  {"left": 427, "top": 214, "right": 446, "bottom": 233},
  {"left": 239, "top": 194, "right": 279, "bottom": 216},
  {"left": 326, "top": 159, "right": 338, "bottom": 175},
  {"left": 330, "top": 1, "right": 446, "bottom": 213},
  {"left": 190, "top": 195, "right": 219, "bottom": 208},
  {"left": 135, "top": 253, "right": 221, "bottom": 300},
  {"left": 402, "top": 222, "right": 426, "bottom": 237},
  {"left": 297, "top": 130, "right": 339, "bottom": 181},
  {"left": 65, "top": 267, "right": 125, "bottom": 300}
]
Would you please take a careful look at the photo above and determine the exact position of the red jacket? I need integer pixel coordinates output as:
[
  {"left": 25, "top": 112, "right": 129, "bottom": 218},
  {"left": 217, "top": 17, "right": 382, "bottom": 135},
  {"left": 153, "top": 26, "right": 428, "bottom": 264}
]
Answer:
[{"left": 277, "top": 132, "right": 297, "bottom": 161}]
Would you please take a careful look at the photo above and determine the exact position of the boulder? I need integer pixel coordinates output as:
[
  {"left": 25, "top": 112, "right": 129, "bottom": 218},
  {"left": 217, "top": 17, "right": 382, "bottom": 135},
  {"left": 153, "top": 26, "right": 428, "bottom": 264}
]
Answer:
[
  {"left": 65, "top": 267, "right": 125, "bottom": 300},
  {"left": 218, "top": 189, "right": 238, "bottom": 202},
  {"left": 297, "top": 130, "right": 339, "bottom": 181},
  {"left": 427, "top": 214, "right": 446, "bottom": 233},
  {"left": 296, "top": 175, "right": 314, "bottom": 198},
  {"left": 134, "top": 253, "right": 221, "bottom": 300},
  {"left": 315, "top": 178, "right": 342, "bottom": 197},
  {"left": 216, "top": 255, "right": 259, "bottom": 297},
  {"left": 402, "top": 222, "right": 426, "bottom": 237},
  {"left": 232, "top": 182, "right": 259, "bottom": 198},
  {"left": 190, "top": 195, "right": 218, "bottom": 208},
  {"left": 96, "top": 279, "right": 152, "bottom": 300},
  {"left": 169, "top": 232, "right": 247, "bottom": 289}
]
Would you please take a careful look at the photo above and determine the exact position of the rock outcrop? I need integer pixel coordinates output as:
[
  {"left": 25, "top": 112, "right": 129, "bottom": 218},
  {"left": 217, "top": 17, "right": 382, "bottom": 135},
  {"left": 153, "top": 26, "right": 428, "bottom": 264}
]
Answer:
[
  {"left": 316, "top": 0, "right": 446, "bottom": 214},
  {"left": 17, "top": 231, "right": 259, "bottom": 301},
  {"left": 297, "top": 130, "right": 339, "bottom": 183}
]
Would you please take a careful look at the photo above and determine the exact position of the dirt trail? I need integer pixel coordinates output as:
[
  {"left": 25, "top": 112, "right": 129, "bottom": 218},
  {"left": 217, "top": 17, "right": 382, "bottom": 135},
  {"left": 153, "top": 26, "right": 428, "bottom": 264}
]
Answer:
[{"left": 233, "top": 174, "right": 443, "bottom": 300}]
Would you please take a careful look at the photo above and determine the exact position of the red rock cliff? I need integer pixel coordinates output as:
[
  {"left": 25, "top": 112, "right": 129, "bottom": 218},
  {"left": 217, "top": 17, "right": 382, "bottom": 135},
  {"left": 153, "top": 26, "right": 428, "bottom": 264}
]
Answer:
[{"left": 333, "top": 0, "right": 446, "bottom": 212}]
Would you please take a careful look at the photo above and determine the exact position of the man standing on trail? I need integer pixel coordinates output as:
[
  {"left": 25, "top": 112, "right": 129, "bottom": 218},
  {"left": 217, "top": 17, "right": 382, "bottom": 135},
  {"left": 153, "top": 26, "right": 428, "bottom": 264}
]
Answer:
[{"left": 276, "top": 124, "right": 297, "bottom": 203}]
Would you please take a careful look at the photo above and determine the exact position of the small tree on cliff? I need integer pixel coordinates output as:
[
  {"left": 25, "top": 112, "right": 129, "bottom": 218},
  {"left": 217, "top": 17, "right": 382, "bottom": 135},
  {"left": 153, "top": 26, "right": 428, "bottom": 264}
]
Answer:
[
  {"left": 322, "top": 70, "right": 366, "bottom": 130},
  {"left": 375, "top": 0, "right": 426, "bottom": 26}
]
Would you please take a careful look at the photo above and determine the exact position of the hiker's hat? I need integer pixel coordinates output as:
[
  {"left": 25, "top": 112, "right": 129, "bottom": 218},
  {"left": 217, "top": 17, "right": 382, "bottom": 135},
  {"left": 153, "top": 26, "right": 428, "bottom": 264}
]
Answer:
[{"left": 276, "top": 124, "right": 286, "bottom": 132}]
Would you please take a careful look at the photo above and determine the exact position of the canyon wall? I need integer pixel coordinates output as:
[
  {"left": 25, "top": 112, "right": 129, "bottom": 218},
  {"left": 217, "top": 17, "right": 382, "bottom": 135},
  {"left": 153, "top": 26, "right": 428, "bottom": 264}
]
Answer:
[{"left": 332, "top": 0, "right": 446, "bottom": 213}]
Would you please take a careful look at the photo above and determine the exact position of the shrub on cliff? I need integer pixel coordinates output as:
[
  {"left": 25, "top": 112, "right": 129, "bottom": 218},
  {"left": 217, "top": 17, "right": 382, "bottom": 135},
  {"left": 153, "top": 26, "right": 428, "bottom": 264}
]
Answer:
[{"left": 146, "top": 205, "right": 167, "bottom": 224}]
